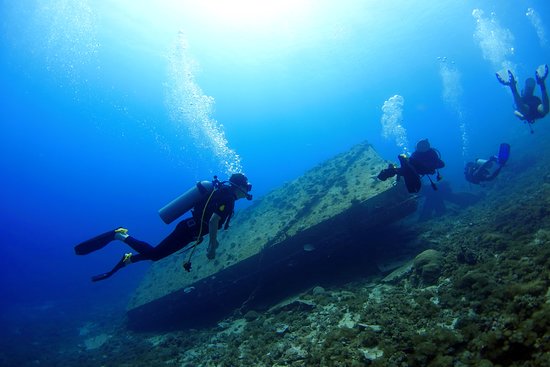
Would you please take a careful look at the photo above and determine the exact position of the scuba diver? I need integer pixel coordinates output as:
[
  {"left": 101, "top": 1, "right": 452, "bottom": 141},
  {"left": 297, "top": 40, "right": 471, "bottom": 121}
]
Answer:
[
  {"left": 377, "top": 139, "right": 445, "bottom": 193},
  {"left": 464, "top": 143, "right": 510, "bottom": 185},
  {"left": 496, "top": 64, "right": 549, "bottom": 133},
  {"left": 75, "top": 173, "right": 253, "bottom": 281}
]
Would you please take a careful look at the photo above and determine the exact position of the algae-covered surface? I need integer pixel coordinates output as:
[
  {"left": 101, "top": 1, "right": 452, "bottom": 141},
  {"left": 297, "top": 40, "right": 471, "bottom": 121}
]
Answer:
[{"left": 128, "top": 141, "right": 400, "bottom": 310}]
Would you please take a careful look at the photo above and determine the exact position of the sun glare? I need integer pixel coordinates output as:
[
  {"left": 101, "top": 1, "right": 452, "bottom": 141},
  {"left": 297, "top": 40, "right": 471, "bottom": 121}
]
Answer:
[
  {"left": 170, "top": 0, "right": 312, "bottom": 31},
  {"left": 208, "top": 0, "right": 306, "bottom": 26}
]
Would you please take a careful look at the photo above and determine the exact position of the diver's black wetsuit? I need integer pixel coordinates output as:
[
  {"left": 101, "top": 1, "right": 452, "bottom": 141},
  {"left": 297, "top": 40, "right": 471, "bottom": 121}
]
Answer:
[
  {"left": 377, "top": 148, "right": 445, "bottom": 193},
  {"left": 522, "top": 95, "right": 545, "bottom": 122},
  {"left": 127, "top": 187, "right": 235, "bottom": 262},
  {"left": 125, "top": 218, "right": 201, "bottom": 262},
  {"left": 409, "top": 149, "right": 444, "bottom": 175},
  {"left": 91, "top": 187, "right": 236, "bottom": 281}
]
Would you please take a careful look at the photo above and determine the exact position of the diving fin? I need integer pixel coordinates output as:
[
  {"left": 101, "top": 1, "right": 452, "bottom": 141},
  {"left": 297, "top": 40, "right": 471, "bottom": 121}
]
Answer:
[
  {"left": 497, "top": 143, "right": 511, "bottom": 165},
  {"left": 536, "top": 64, "right": 548, "bottom": 85},
  {"left": 496, "top": 70, "right": 515, "bottom": 86},
  {"left": 91, "top": 273, "right": 111, "bottom": 282},
  {"left": 74, "top": 229, "right": 118, "bottom": 255},
  {"left": 90, "top": 253, "right": 132, "bottom": 282}
]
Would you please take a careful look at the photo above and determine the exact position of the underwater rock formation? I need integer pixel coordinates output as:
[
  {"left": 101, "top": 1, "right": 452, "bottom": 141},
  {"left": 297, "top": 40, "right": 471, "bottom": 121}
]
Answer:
[
  {"left": 126, "top": 141, "right": 417, "bottom": 330},
  {"left": 412, "top": 249, "right": 444, "bottom": 285}
]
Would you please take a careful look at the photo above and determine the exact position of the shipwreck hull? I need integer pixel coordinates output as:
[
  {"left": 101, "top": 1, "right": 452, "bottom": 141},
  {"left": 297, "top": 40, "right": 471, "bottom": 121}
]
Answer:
[{"left": 127, "top": 142, "right": 417, "bottom": 330}]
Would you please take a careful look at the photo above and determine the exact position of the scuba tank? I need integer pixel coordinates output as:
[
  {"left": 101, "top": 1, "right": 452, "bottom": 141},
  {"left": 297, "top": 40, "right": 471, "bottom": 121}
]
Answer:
[
  {"left": 474, "top": 158, "right": 499, "bottom": 178},
  {"left": 158, "top": 180, "right": 217, "bottom": 224}
]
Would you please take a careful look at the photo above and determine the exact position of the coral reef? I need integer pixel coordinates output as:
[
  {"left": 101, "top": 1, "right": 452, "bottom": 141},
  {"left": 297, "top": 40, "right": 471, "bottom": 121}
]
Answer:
[
  {"left": 412, "top": 249, "right": 443, "bottom": 286},
  {"left": 3, "top": 136, "right": 550, "bottom": 366}
]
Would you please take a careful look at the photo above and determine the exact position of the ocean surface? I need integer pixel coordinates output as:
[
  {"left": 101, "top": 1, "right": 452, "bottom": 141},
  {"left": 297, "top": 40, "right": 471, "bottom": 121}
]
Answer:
[{"left": 1, "top": 0, "right": 549, "bottom": 365}]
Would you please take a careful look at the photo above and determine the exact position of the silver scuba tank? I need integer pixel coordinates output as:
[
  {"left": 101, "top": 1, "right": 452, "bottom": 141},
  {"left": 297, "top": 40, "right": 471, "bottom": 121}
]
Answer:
[{"left": 158, "top": 181, "right": 214, "bottom": 224}]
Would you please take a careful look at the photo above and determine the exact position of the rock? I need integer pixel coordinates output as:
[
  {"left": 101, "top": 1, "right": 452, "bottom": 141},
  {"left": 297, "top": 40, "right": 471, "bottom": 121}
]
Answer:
[
  {"left": 338, "top": 311, "right": 359, "bottom": 328},
  {"left": 275, "top": 324, "right": 289, "bottom": 334},
  {"left": 381, "top": 261, "right": 413, "bottom": 283},
  {"left": 243, "top": 310, "right": 260, "bottom": 321},
  {"left": 312, "top": 286, "right": 325, "bottom": 296},
  {"left": 360, "top": 347, "right": 384, "bottom": 361},
  {"left": 284, "top": 345, "right": 307, "bottom": 361},
  {"left": 269, "top": 297, "right": 316, "bottom": 313},
  {"left": 83, "top": 333, "right": 110, "bottom": 350},
  {"left": 413, "top": 249, "right": 443, "bottom": 285},
  {"left": 357, "top": 323, "right": 382, "bottom": 332},
  {"left": 377, "top": 257, "right": 411, "bottom": 273}
]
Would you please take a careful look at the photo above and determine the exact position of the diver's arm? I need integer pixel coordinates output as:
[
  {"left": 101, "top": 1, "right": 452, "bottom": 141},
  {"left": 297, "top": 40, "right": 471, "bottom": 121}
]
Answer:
[
  {"left": 207, "top": 213, "right": 221, "bottom": 259},
  {"left": 472, "top": 160, "right": 491, "bottom": 182},
  {"left": 485, "top": 165, "right": 502, "bottom": 181},
  {"left": 480, "top": 157, "right": 501, "bottom": 181},
  {"left": 471, "top": 167, "right": 484, "bottom": 182},
  {"left": 538, "top": 81, "right": 549, "bottom": 116}
]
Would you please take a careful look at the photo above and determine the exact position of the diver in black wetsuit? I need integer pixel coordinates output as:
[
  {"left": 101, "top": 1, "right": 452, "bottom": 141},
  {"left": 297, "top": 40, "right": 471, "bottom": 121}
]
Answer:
[
  {"left": 497, "top": 64, "right": 549, "bottom": 132},
  {"left": 75, "top": 173, "right": 252, "bottom": 281},
  {"left": 377, "top": 139, "right": 445, "bottom": 193}
]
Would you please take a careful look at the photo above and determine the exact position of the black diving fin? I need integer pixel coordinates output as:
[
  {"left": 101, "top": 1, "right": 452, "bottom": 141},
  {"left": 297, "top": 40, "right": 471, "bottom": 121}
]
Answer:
[
  {"left": 74, "top": 229, "right": 118, "bottom": 255},
  {"left": 91, "top": 272, "right": 111, "bottom": 282},
  {"left": 90, "top": 253, "right": 132, "bottom": 282}
]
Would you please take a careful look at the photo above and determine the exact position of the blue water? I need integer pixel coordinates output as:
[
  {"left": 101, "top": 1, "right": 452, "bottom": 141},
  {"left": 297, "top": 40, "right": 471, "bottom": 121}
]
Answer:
[{"left": 1, "top": 0, "right": 549, "bottom": 356}]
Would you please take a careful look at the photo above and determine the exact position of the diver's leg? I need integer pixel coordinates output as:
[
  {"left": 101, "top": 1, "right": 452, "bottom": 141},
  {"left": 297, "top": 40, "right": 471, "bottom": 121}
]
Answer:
[
  {"left": 91, "top": 253, "right": 134, "bottom": 282},
  {"left": 377, "top": 164, "right": 398, "bottom": 181},
  {"left": 90, "top": 220, "right": 199, "bottom": 281},
  {"left": 90, "top": 228, "right": 184, "bottom": 281},
  {"left": 134, "top": 219, "right": 197, "bottom": 262},
  {"left": 509, "top": 82, "right": 529, "bottom": 116},
  {"left": 118, "top": 224, "right": 191, "bottom": 259},
  {"left": 123, "top": 236, "right": 155, "bottom": 254},
  {"left": 499, "top": 70, "right": 530, "bottom": 115}
]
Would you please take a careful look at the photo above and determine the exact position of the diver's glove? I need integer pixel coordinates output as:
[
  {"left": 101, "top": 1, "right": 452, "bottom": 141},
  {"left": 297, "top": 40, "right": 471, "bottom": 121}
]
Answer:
[
  {"left": 496, "top": 70, "right": 516, "bottom": 86},
  {"left": 536, "top": 64, "right": 548, "bottom": 85},
  {"left": 206, "top": 249, "right": 216, "bottom": 260}
]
